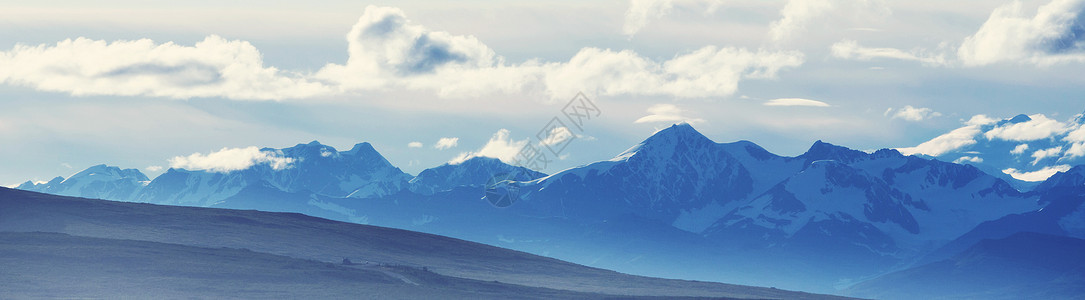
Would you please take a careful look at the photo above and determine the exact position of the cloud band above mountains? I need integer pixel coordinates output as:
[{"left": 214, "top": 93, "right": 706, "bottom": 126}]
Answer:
[{"left": 0, "top": 5, "right": 803, "bottom": 101}]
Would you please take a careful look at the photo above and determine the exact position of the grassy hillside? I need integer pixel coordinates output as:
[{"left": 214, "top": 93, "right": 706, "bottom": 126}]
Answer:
[{"left": 0, "top": 187, "right": 849, "bottom": 299}]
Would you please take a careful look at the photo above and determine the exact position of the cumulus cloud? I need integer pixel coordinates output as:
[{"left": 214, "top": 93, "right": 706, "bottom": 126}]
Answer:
[
  {"left": 897, "top": 115, "right": 995, "bottom": 156},
  {"left": 887, "top": 105, "right": 942, "bottom": 122},
  {"left": 1065, "top": 124, "right": 1085, "bottom": 158},
  {"left": 0, "top": 36, "right": 330, "bottom": 100},
  {"left": 1011, "top": 143, "right": 1030, "bottom": 155},
  {"left": 1032, "top": 146, "right": 1064, "bottom": 165},
  {"left": 324, "top": 5, "right": 804, "bottom": 100},
  {"left": 434, "top": 137, "right": 459, "bottom": 150},
  {"left": 622, "top": 0, "right": 723, "bottom": 36},
  {"left": 959, "top": 0, "right": 1085, "bottom": 66},
  {"left": 544, "top": 46, "right": 804, "bottom": 99},
  {"left": 966, "top": 114, "right": 1001, "bottom": 126},
  {"left": 1066, "top": 123, "right": 1085, "bottom": 142},
  {"left": 769, "top": 0, "right": 836, "bottom": 42},
  {"left": 634, "top": 104, "right": 706, "bottom": 124},
  {"left": 831, "top": 40, "right": 948, "bottom": 66},
  {"left": 623, "top": 0, "right": 676, "bottom": 36},
  {"left": 145, "top": 165, "right": 164, "bottom": 172},
  {"left": 898, "top": 126, "right": 982, "bottom": 156},
  {"left": 984, "top": 114, "right": 1069, "bottom": 141},
  {"left": 954, "top": 156, "right": 984, "bottom": 164},
  {"left": 407, "top": 141, "right": 423, "bottom": 148},
  {"left": 449, "top": 129, "right": 529, "bottom": 164},
  {"left": 768, "top": 0, "right": 888, "bottom": 43},
  {"left": 539, "top": 126, "right": 575, "bottom": 146},
  {"left": 168, "top": 146, "right": 294, "bottom": 173},
  {"left": 763, "top": 98, "right": 830, "bottom": 107},
  {"left": 900, "top": 112, "right": 1085, "bottom": 166},
  {"left": 1003, "top": 165, "right": 1072, "bottom": 181},
  {"left": 314, "top": 5, "right": 499, "bottom": 90},
  {"left": 1066, "top": 141, "right": 1085, "bottom": 158},
  {"left": 2, "top": 5, "right": 802, "bottom": 101}
]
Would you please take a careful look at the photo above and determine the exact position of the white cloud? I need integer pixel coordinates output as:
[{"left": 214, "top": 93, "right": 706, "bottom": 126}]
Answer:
[
  {"left": 0, "top": 36, "right": 330, "bottom": 100},
  {"left": 168, "top": 146, "right": 295, "bottom": 173},
  {"left": 899, "top": 113, "right": 1085, "bottom": 161},
  {"left": 449, "top": 129, "right": 529, "bottom": 164},
  {"left": 623, "top": 0, "right": 675, "bottom": 36},
  {"left": 622, "top": 0, "right": 723, "bottom": 36},
  {"left": 959, "top": 0, "right": 1085, "bottom": 66},
  {"left": 763, "top": 98, "right": 830, "bottom": 107},
  {"left": 889, "top": 105, "right": 942, "bottom": 122},
  {"left": 1066, "top": 142, "right": 1085, "bottom": 158},
  {"left": 1011, "top": 143, "right": 1030, "bottom": 155},
  {"left": 831, "top": 40, "right": 948, "bottom": 66},
  {"left": 2, "top": 5, "right": 802, "bottom": 101},
  {"left": 984, "top": 114, "right": 1069, "bottom": 141},
  {"left": 1003, "top": 165, "right": 1072, "bottom": 182},
  {"left": 320, "top": 6, "right": 804, "bottom": 100},
  {"left": 634, "top": 104, "right": 706, "bottom": 124},
  {"left": 966, "top": 114, "right": 1000, "bottom": 126},
  {"left": 769, "top": 0, "right": 835, "bottom": 42},
  {"left": 314, "top": 5, "right": 499, "bottom": 91},
  {"left": 1065, "top": 124, "right": 1085, "bottom": 142},
  {"left": 539, "top": 127, "right": 575, "bottom": 146},
  {"left": 145, "top": 165, "right": 164, "bottom": 172},
  {"left": 407, "top": 141, "right": 423, "bottom": 148},
  {"left": 434, "top": 137, "right": 459, "bottom": 150},
  {"left": 897, "top": 119, "right": 987, "bottom": 156},
  {"left": 1031, "top": 146, "right": 1064, "bottom": 165},
  {"left": 1065, "top": 124, "right": 1085, "bottom": 158},
  {"left": 768, "top": 0, "right": 888, "bottom": 43},
  {"left": 544, "top": 46, "right": 804, "bottom": 99},
  {"left": 954, "top": 156, "right": 984, "bottom": 164}
]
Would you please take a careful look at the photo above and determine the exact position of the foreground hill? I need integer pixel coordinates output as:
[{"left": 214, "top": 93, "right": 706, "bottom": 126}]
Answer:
[
  {"left": 0, "top": 232, "right": 633, "bottom": 299},
  {"left": 0, "top": 187, "right": 846, "bottom": 299}
]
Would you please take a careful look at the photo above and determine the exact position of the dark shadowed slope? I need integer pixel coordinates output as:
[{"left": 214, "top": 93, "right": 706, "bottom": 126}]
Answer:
[
  {"left": 0, "top": 187, "right": 848, "bottom": 300},
  {"left": 0, "top": 232, "right": 637, "bottom": 300},
  {"left": 848, "top": 232, "right": 1085, "bottom": 300}
]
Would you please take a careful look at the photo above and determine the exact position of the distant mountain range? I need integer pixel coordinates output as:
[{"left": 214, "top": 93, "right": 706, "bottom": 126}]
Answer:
[
  {"left": 16, "top": 122, "right": 1085, "bottom": 296},
  {"left": 17, "top": 142, "right": 544, "bottom": 207}
]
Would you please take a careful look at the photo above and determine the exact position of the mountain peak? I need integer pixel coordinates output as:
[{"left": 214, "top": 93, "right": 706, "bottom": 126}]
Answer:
[
  {"left": 643, "top": 123, "right": 713, "bottom": 146},
  {"left": 799, "top": 140, "right": 867, "bottom": 166},
  {"left": 70, "top": 164, "right": 149, "bottom": 182},
  {"left": 614, "top": 123, "right": 715, "bottom": 160},
  {"left": 454, "top": 156, "right": 502, "bottom": 166},
  {"left": 345, "top": 142, "right": 376, "bottom": 156},
  {"left": 281, "top": 140, "right": 328, "bottom": 151},
  {"left": 1035, "top": 165, "right": 1085, "bottom": 191},
  {"left": 997, "top": 114, "right": 1032, "bottom": 126}
]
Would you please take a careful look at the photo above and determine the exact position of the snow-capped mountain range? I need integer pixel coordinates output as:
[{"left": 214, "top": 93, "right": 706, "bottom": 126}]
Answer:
[
  {"left": 16, "top": 164, "right": 148, "bottom": 201},
  {"left": 510, "top": 124, "right": 1041, "bottom": 277},
  {"left": 19, "top": 141, "right": 544, "bottom": 208},
  {"left": 16, "top": 122, "right": 1085, "bottom": 293}
]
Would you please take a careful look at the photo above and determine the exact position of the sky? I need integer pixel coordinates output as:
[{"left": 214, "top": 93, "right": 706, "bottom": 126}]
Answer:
[{"left": 2, "top": 0, "right": 1084, "bottom": 186}]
